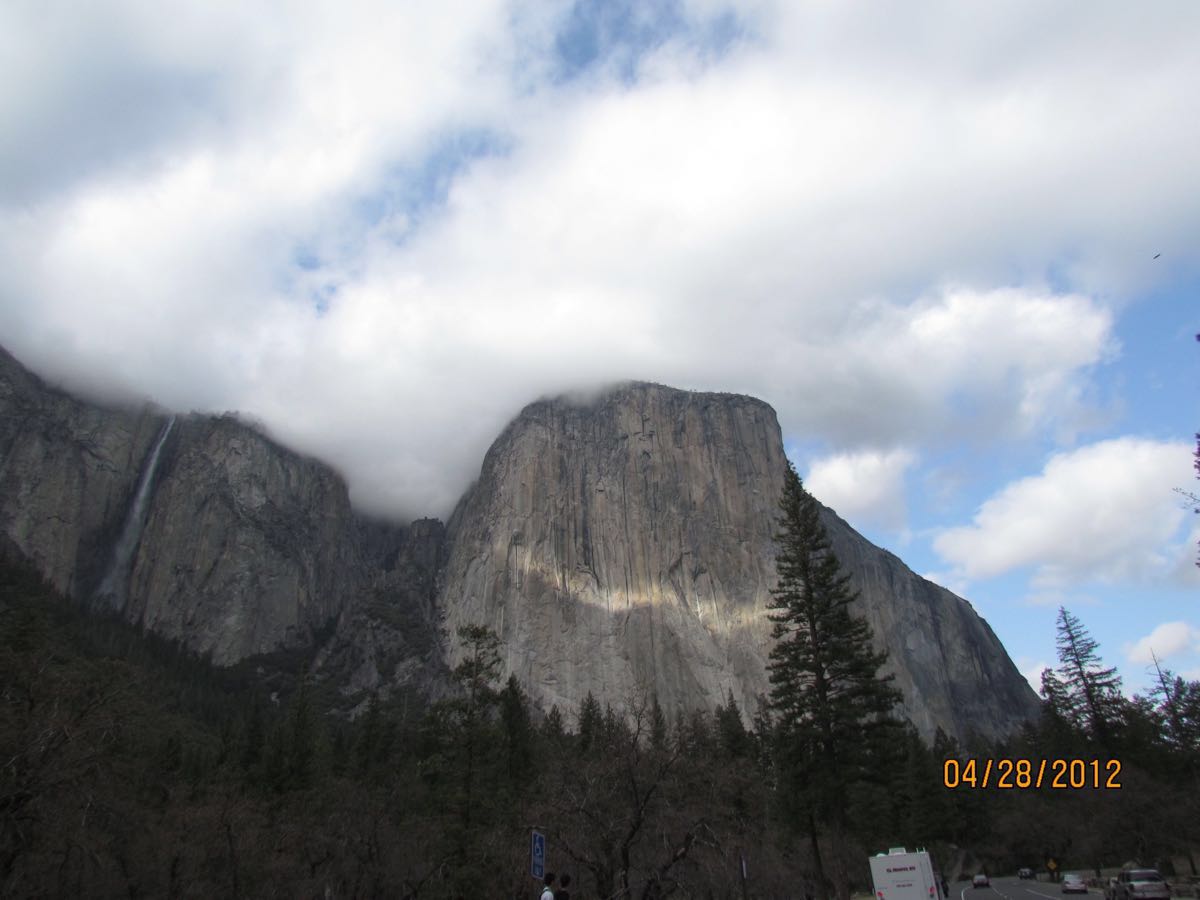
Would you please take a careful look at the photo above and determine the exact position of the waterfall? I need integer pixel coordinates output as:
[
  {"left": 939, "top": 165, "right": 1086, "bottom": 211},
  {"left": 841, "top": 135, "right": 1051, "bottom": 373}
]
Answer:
[{"left": 96, "top": 415, "right": 176, "bottom": 609}]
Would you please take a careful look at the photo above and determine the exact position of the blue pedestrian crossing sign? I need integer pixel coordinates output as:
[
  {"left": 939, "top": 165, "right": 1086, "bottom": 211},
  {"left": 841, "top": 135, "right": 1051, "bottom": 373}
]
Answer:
[{"left": 531, "top": 830, "right": 546, "bottom": 880}]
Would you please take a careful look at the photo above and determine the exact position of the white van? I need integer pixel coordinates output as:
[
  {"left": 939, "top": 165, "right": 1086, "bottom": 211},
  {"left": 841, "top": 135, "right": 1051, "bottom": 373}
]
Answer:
[{"left": 870, "top": 848, "right": 943, "bottom": 900}]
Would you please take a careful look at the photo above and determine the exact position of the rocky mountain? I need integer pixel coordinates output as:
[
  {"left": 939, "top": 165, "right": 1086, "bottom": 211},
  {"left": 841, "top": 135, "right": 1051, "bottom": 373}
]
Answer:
[
  {"left": 442, "top": 383, "right": 1039, "bottom": 740},
  {"left": 0, "top": 345, "right": 1039, "bottom": 738},
  {"left": 0, "top": 345, "right": 444, "bottom": 694}
]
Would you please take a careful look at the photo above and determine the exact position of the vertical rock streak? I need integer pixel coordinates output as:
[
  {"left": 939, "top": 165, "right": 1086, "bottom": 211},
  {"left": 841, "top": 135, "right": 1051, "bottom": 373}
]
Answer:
[{"left": 96, "top": 415, "right": 175, "bottom": 608}]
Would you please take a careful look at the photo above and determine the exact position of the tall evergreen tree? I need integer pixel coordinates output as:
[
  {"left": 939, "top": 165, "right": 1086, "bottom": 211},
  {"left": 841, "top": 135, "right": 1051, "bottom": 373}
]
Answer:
[
  {"left": 542, "top": 704, "right": 566, "bottom": 742},
  {"left": 893, "top": 726, "right": 946, "bottom": 844},
  {"left": 716, "top": 690, "right": 750, "bottom": 759},
  {"left": 499, "top": 674, "right": 533, "bottom": 784},
  {"left": 766, "top": 462, "right": 902, "bottom": 900},
  {"left": 1038, "top": 667, "right": 1081, "bottom": 754},
  {"left": 930, "top": 727, "right": 968, "bottom": 843},
  {"left": 1150, "top": 659, "right": 1200, "bottom": 758},
  {"left": 1054, "top": 607, "right": 1123, "bottom": 747},
  {"left": 447, "top": 624, "right": 503, "bottom": 835},
  {"left": 454, "top": 624, "right": 502, "bottom": 713},
  {"left": 578, "top": 691, "right": 603, "bottom": 754},
  {"left": 1150, "top": 662, "right": 1200, "bottom": 810},
  {"left": 287, "top": 672, "right": 319, "bottom": 789}
]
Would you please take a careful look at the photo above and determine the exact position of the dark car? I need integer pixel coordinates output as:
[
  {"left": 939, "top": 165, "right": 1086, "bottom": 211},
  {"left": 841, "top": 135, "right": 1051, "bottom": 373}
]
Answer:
[
  {"left": 974, "top": 875, "right": 990, "bottom": 889},
  {"left": 1062, "top": 873, "right": 1088, "bottom": 894},
  {"left": 1019, "top": 869, "right": 1034, "bottom": 880}
]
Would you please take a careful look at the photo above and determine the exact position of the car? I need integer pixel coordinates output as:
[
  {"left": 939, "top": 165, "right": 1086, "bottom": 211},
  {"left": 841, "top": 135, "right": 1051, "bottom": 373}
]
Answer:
[
  {"left": 1062, "top": 873, "right": 1089, "bottom": 894},
  {"left": 1019, "top": 869, "right": 1034, "bottom": 880},
  {"left": 1114, "top": 869, "right": 1170, "bottom": 900},
  {"left": 974, "top": 875, "right": 990, "bottom": 889}
]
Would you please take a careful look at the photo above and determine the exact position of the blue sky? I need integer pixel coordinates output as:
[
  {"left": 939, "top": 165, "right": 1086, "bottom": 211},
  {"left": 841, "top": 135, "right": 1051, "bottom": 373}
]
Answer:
[
  {"left": 803, "top": 280, "right": 1200, "bottom": 695},
  {"left": 1, "top": 1, "right": 1198, "bottom": 697},
  {"left": 818, "top": 283, "right": 1199, "bottom": 696}
]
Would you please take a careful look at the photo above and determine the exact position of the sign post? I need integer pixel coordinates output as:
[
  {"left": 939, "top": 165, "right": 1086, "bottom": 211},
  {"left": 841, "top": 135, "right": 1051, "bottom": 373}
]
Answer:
[{"left": 531, "top": 830, "right": 546, "bottom": 881}]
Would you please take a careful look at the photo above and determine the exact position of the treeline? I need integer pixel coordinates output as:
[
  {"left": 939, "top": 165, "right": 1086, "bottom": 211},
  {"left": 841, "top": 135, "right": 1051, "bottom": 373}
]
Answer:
[
  {"left": 940, "top": 606, "right": 1200, "bottom": 879},
  {"left": 0, "top": 546, "right": 913, "bottom": 898},
  {"left": 1, "top": 563, "right": 1197, "bottom": 895}
]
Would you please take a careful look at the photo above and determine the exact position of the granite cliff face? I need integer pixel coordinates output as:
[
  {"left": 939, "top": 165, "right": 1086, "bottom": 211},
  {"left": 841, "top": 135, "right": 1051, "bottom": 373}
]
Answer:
[
  {"left": 821, "top": 511, "right": 1039, "bottom": 740},
  {"left": 0, "top": 346, "right": 165, "bottom": 600},
  {"left": 0, "top": 346, "right": 443, "bottom": 687},
  {"left": 0, "top": 345, "right": 1038, "bottom": 739},
  {"left": 118, "top": 414, "right": 368, "bottom": 662},
  {"left": 442, "top": 385, "right": 785, "bottom": 719},
  {"left": 442, "top": 383, "right": 1040, "bottom": 741}
]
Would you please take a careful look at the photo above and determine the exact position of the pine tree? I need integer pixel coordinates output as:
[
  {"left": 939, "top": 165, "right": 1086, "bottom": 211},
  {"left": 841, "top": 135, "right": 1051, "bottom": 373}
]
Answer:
[
  {"left": 679, "top": 708, "right": 715, "bottom": 757},
  {"left": 716, "top": 690, "right": 750, "bottom": 759},
  {"left": 1038, "top": 667, "right": 1081, "bottom": 754},
  {"left": 1149, "top": 662, "right": 1200, "bottom": 800},
  {"left": 447, "top": 624, "right": 503, "bottom": 836},
  {"left": 542, "top": 704, "right": 566, "bottom": 742},
  {"left": 454, "top": 624, "right": 502, "bottom": 714},
  {"left": 931, "top": 727, "right": 968, "bottom": 843},
  {"left": 578, "top": 691, "right": 603, "bottom": 754},
  {"left": 499, "top": 674, "right": 533, "bottom": 784},
  {"left": 1150, "top": 660, "right": 1200, "bottom": 758},
  {"left": 887, "top": 726, "right": 947, "bottom": 846},
  {"left": 288, "top": 672, "right": 318, "bottom": 789},
  {"left": 1054, "top": 608, "right": 1123, "bottom": 747},
  {"left": 602, "top": 702, "right": 623, "bottom": 749},
  {"left": 766, "top": 462, "right": 903, "bottom": 900}
]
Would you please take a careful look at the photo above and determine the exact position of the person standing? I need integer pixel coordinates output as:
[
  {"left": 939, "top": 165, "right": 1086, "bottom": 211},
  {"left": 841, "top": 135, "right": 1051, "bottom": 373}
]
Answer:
[
  {"left": 555, "top": 873, "right": 572, "bottom": 900},
  {"left": 540, "top": 872, "right": 556, "bottom": 900}
]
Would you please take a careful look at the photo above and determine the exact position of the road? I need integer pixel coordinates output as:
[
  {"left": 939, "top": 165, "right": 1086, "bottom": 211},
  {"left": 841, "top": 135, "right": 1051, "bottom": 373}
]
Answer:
[{"left": 959, "top": 877, "right": 1100, "bottom": 900}]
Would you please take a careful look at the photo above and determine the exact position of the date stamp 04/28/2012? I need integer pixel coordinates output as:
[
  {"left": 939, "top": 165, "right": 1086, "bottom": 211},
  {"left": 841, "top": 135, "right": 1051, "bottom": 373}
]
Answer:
[{"left": 942, "top": 758, "right": 1123, "bottom": 790}]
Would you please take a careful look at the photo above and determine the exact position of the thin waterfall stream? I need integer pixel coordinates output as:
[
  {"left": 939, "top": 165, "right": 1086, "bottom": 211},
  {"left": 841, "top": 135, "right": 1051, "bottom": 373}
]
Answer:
[{"left": 96, "top": 415, "right": 176, "bottom": 608}]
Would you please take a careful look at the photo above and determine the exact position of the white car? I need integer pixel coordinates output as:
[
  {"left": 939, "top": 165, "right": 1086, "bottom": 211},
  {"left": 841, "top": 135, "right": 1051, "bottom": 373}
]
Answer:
[
  {"left": 1062, "top": 873, "right": 1088, "bottom": 894},
  {"left": 974, "top": 875, "right": 990, "bottom": 889},
  {"left": 1115, "top": 870, "right": 1170, "bottom": 900}
]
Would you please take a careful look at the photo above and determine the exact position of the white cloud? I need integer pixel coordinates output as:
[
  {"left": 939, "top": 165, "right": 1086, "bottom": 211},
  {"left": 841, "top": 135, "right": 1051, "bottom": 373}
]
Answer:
[
  {"left": 1167, "top": 522, "right": 1200, "bottom": 587},
  {"left": 806, "top": 448, "right": 916, "bottom": 532},
  {"left": 1, "top": 1, "right": 1198, "bottom": 517},
  {"left": 1023, "top": 590, "right": 1098, "bottom": 608},
  {"left": 775, "top": 288, "right": 1115, "bottom": 446},
  {"left": 1126, "top": 622, "right": 1200, "bottom": 665},
  {"left": 934, "top": 439, "right": 1194, "bottom": 587}
]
